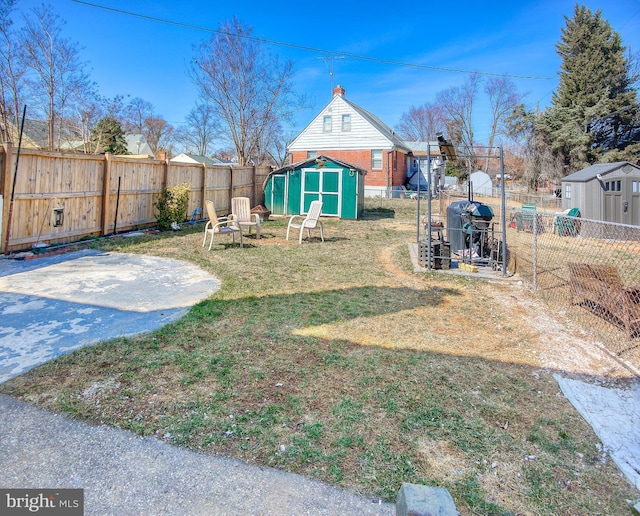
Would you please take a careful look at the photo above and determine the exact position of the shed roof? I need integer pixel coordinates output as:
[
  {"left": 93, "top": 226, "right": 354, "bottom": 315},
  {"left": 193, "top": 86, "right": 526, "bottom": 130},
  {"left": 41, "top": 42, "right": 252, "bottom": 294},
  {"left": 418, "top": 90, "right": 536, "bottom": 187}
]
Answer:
[
  {"left": 562, "top": 161, "right": 639, "bottom": 182},
  {"left": 273, "top": 155, "right": 367, "bottom": 174},
  {"left": 263, "top": 155, "right": 367, "bottom": 189}
]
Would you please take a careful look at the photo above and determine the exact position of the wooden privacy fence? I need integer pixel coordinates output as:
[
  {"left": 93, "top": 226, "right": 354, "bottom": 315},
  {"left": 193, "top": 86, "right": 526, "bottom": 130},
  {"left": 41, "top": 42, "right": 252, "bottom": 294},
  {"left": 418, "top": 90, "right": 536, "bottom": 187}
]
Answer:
[{"left": 0, "top": 144, "right": 271, "bottom": 253}]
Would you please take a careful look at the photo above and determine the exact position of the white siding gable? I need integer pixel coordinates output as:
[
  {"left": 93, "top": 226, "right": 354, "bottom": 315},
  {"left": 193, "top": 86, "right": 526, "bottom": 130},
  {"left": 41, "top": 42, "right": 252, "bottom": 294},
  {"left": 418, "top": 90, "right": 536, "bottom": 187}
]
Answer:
[{"left": 289, "top": 96, "right": 396, "bottom": 152}]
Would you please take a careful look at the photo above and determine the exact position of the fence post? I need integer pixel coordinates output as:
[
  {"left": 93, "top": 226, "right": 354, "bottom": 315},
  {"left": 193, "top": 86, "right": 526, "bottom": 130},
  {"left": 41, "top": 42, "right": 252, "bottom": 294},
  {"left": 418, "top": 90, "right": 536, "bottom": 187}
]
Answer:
[
  {"left": 0, "top": 144, "right": 10, "bottom": 253},
  {"left": 201, "top": 163, "right": 206, "bottom": 213},
  {"left": 101, "top": 153, "right": 111, "bottom": 236},
  {"left": 163, "top": 157, "right": 169, "bottom": 190},
  {"left": 1, "top": 143, "right": 12, "bottom": 253},
  {"left": 533, "top": 210, "right": 538, "bottom": 291}
]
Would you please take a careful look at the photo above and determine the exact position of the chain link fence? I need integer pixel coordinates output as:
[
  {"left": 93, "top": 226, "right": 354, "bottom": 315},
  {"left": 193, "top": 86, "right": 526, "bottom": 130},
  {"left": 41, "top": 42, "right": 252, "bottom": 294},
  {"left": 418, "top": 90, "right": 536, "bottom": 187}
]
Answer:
[
  {"left": 504, "top": 207, "right": 640, "bottom": 363},
  {"left": 364, "top": 193, "right": 640, "bottom": 369},
  {"left": 437, "top": 193, "right": 640, "bottom": 367}
]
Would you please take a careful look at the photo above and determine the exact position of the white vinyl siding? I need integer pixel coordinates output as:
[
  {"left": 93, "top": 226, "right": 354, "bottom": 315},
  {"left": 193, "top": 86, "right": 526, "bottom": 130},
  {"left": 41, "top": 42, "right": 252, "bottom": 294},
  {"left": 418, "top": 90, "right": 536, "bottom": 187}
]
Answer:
[{"left": 288, "top": 96, "right": 396, "bottom": 151}]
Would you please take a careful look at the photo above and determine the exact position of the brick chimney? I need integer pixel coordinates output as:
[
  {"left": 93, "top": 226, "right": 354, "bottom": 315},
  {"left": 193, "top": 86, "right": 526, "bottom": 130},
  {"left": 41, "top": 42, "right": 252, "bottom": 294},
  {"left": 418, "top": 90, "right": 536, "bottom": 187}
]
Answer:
[{"left": 332, "top": 84, "right": 345, "bottom": 97}]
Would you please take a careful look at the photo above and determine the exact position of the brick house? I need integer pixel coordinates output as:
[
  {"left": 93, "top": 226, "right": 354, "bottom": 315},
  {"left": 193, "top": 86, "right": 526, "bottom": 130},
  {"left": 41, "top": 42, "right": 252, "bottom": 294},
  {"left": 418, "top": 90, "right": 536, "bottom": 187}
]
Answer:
[{"left": 287, "top": 85, "right": 415, "bottom": 196}]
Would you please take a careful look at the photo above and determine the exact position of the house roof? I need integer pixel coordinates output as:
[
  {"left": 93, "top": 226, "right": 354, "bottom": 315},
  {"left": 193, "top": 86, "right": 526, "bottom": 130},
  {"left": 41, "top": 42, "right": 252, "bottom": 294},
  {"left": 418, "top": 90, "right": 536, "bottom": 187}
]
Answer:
[
  {"left": 124, "top": 135, "right": 154, "bottom": 157},
  {"left": 404, "top": 141, "right": 441, "bottom": 155},
  {"left": 340, "top": 96, "right": 409, "bottom": 151},
  {"left": 170, "top": 152, "right": 223, "bottom": 165},
  {"left": 562, "top": 162, "right": 640, "bottom": 182},
  {"left": 4, "top": 119, "right": 40, "bottom": 149}
]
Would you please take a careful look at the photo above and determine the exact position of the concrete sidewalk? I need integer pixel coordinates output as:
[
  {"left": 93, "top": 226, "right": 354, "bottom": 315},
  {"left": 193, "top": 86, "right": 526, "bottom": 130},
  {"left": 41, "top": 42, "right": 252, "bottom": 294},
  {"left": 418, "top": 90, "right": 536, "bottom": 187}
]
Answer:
[{"left": 0, "top": 394, "right": 393, "bottom": 515}]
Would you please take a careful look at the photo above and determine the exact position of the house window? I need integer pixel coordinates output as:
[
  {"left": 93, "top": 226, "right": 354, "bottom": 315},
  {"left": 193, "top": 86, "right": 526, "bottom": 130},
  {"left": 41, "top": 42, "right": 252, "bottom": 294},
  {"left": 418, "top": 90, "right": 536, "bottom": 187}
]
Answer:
[
  {"left": 341, "top": 114, "right": 351, "bottom": 132},
  {"left": 323, "top": 115, "right": 332, "bottom": 133},
  {"left": 633, "top": 181, "right": 639, "bottom": 193},
  {"left": 616, "top": 180, "right": 621, "bottom": 191},
  {"left": 565, "top": 184, "right": 571, "bottom": 199},
  {"left": 372, "top": 150, "right": 382, "bottom": 170},
  {"left": 307, "top": 151, "right": 317, "bottom": 159}
]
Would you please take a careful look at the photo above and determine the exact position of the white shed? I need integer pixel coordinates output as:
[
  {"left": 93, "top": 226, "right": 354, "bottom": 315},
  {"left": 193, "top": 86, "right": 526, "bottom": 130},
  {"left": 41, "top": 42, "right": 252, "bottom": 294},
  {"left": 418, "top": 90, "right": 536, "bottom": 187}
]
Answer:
[{"left": 469, "top": 170, "right": 492, "bottom": 196}]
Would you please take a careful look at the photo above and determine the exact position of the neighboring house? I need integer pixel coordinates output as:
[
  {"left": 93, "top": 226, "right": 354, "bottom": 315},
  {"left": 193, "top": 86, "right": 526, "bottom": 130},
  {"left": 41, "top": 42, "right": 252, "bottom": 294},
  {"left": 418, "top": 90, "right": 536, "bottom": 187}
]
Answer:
[
  {"left": 5, "top": 119, "right": 40, "bottom": 149},
  {"left": 124, "top": 135, "right": 154, "bottom": 158},
  {"left": 5, "top": 118, "right": 62, "bottom": 150},
  {"left": 561, "top": 161, "right": 640, "bottom": 226},
  {"left": 4, "top": 120, "right": 155, "bottom": 158},
  {"left": 404, "top": 141, "right": 444, "bottom": 192},
  {"left": 170, "top": 153, "right": 224, "bottom": 165},
  {"left": 288, "top": 85, "right": 437, "bottom": 197}
]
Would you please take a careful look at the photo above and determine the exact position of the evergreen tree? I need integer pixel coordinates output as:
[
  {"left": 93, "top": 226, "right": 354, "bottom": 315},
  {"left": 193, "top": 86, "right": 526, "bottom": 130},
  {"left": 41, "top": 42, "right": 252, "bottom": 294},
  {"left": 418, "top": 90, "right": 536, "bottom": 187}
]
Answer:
[
  {"left": 90, "top": 115, "right": 128, "bottom": 154},
  {"left": 538, "top": 4, "right": 638, "bottom": 172}
]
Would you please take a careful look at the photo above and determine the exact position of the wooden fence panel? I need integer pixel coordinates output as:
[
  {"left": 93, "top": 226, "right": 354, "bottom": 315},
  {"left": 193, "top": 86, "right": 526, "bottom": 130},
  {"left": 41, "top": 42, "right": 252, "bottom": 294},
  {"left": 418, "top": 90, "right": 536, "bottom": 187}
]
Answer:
[
  {"left": 5, "top": 150, "right": 104, "bottom": 248},
  {"left": 232, "top": 166, "right": 256, "bottom": 204},
  {"left": 255, "top": 165, "right": 272, "bottom": 206},
  {"left": 167, "top": 163, "right": 207, "bottom": 220},
  {"left": 106, "top": 158, "right": 157, "bottom": 233},
  {"left": 205, "top": 166, "right": 233, "bottom": 214},
  {"left": 0, "top": 147, "right": 259, "bottom": 253}
]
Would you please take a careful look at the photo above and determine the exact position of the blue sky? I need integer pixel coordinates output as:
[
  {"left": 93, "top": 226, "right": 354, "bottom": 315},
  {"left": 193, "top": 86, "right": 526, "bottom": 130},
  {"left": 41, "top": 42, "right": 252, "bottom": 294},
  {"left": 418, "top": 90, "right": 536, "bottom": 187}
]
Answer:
[{"left": 13, "top": 0, "right": 640, "bottom": 145}]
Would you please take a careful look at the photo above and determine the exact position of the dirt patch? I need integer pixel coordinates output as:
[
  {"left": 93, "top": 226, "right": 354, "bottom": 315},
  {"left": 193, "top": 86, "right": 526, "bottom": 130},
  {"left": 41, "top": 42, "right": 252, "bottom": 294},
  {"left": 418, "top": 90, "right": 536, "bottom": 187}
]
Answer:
[{"left": 375, "top": 244, "right": 636, "bottom": 380}]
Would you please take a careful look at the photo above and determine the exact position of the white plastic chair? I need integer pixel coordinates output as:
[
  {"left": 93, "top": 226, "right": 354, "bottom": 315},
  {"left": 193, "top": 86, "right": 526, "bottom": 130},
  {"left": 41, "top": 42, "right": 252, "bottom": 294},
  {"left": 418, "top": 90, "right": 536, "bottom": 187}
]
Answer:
[
  {"left": 286, "top": 200, "right": 324, "bottom": 244},
  {"left": 202, "top": 200, "right": 243, "bottom": 249},
  {"left": 230, "top": 197, "right": 261, "bottom": 239}
]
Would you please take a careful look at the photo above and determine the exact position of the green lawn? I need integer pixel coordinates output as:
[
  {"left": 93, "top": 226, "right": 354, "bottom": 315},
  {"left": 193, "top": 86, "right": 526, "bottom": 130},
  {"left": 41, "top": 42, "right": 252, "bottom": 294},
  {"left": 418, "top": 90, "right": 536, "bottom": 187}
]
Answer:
[{"left": 1, "top": 200, "right": 637, "bottom": 515}]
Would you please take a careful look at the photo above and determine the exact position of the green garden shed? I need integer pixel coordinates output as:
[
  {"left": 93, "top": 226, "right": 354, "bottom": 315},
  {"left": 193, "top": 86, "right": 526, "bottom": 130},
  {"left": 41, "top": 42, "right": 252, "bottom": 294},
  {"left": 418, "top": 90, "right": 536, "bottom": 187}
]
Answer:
[{"left": 263, "top": 155, "right": 367, "bottom": 219}]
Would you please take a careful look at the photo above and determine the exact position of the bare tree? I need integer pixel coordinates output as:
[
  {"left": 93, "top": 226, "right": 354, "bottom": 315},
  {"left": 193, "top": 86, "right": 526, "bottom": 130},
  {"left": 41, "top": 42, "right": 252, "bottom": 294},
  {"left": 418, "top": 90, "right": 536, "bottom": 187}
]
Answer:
[
  {"left": 143, "top": 115, "right": 174, "bottom": 156},
  {"left": 176, "top": 103, "right": 220, "bottom": 155},
  {"left": 121, "top": 97, "right": 174, "bottom": 155},
  {"left": 122, "top": 97, "right": 154, "bottom": 134},
  {"left": 254, "top": 118, "right": 292, "bottom": 167},
  {"left": 395, "top": 102, "right": 446, "bottom": 141},
  {"left": 483, "top": 77, "right": 524, "bottom": 171},
  {"left": 20, "top": 4, "right": 91, "bottom": 150},
  {"left": 0, "top": 0, "right": 25, "bottom": 141},
  {"left": 65, "top": 88, "right": 100, "bottom": 152},
  {"left": 190, "top": 17, "right": 300, "bottom": 166},
  {"left": 436, "top": 74, "right": 481, "bottom": 173},
  {"left": 213, "top": 146, "right": 235, "bottom": 162}
]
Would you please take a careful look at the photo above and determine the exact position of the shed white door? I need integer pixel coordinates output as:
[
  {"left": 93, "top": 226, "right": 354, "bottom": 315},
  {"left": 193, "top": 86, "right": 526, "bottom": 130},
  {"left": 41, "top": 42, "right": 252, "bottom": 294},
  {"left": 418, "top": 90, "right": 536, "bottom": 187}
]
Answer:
[{"left": 301, "top": 168, "right": 341, "bottom": 216}]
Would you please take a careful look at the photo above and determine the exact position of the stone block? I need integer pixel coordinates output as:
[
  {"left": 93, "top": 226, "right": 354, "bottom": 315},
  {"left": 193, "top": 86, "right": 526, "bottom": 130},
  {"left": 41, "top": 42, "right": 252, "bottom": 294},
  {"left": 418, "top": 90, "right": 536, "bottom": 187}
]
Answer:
[{"left": 396, "top": 482, "right": 457, "bottom": 516}]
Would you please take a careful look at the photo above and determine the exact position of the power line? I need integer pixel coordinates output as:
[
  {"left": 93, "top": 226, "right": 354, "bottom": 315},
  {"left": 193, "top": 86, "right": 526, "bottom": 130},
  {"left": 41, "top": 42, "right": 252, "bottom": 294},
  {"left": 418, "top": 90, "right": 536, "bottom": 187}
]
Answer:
[{"left": 71, "top": 0, "right": 554, "bottom": 81}]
